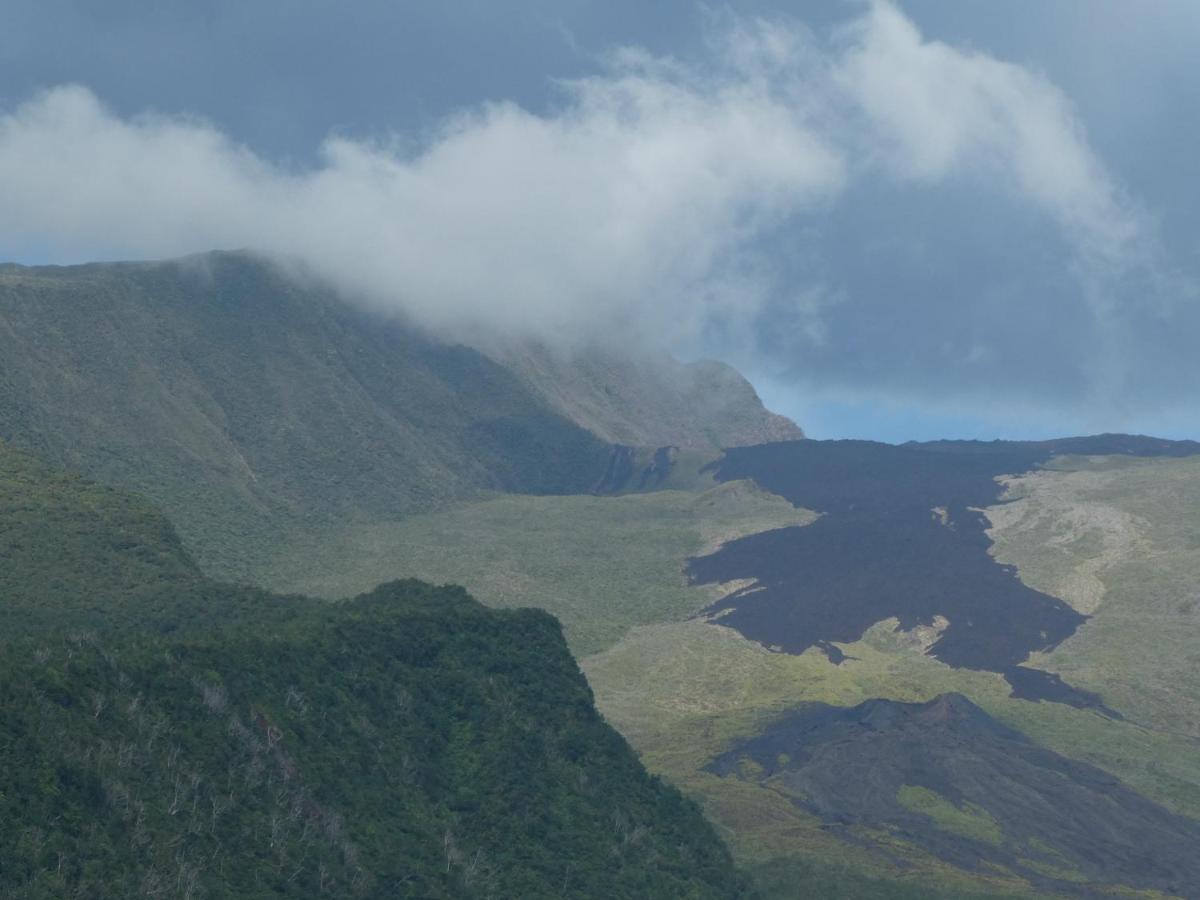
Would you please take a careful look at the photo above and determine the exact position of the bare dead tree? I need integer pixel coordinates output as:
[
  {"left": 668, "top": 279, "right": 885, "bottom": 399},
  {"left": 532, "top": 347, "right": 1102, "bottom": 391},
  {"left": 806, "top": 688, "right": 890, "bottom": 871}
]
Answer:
[
  {"left": 196, "top": 679, "right": 228, "bottom": 713},
  {"left": 462, "top": 848, "right": 485, "bottom": 887},
  {"left": 168, "top": 776, "right": 184, "bottom": 816},
  {"left": 443, "top": 829, "right": 463, "bottom": 874},
  {"left": 209, "top": 793, "right": 227, "bottom": 835},
  {"left": 284, "top": 685, "right": 307, "bottom": 714}
]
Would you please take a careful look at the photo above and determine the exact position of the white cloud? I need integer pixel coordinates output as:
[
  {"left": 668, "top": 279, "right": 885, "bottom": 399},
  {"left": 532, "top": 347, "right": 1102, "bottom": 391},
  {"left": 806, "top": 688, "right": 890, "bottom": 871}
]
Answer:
[
  {"left": 835, "top": 1, "right": 1151, "bottom": 297},
  {"left": 0, "top": 46, "right": 844, "bottom": 347},
  {"left": 0, "top": 0, "right": 1186, "bottom": 417}
]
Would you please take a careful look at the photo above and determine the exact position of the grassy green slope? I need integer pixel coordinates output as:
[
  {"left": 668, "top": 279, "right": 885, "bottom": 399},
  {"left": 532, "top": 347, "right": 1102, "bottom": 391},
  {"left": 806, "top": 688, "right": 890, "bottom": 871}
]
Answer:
[
  {"left": 1, "top": 257, "right": 599, "bottom": 579},
  {"left": 0, "top": 255, "right": 600, "bottom": 580},
  {"left": 988, "top": 454, "right": 1200, "bottom": 809},
  {"left": 282, "top": 440, "right": 1193, "bottom": 897},
  {"left": 264, "top": 467, "right": 1069, "bottom": 896},
  {"left": 277, "top": 479, "right": 814, "bottom": 657},
  {"left": 580, "top": 454, "right": 1200, "bottom": 898},
  {"left": 0, "top": 252, "right": 801, "bottom": 585},
  {"left": 1, "top": 438, "right": 200, "bottom": 614},
  {"left": 0, "top": 438, "right": 316, "bottom": 640},
  {"left": 0, "top": 442, "right": 753, "bottom": 899}
]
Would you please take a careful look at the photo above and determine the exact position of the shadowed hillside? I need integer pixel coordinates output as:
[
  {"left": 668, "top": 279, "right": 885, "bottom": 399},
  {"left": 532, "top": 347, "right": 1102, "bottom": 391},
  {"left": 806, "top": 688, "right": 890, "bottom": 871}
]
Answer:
[{"left": 0, "top": 438, "right": 307, "bottom": 638}]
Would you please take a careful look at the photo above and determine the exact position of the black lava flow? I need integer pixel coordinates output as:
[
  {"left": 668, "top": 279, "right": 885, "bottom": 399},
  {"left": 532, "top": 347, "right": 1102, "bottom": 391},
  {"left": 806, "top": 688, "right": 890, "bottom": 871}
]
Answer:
[
  {"left": 686, "top": 435, "right": 1200, "bottom": 709},
  {"left": 706, "top": 693, "right": 1200, "bottom": 896}
]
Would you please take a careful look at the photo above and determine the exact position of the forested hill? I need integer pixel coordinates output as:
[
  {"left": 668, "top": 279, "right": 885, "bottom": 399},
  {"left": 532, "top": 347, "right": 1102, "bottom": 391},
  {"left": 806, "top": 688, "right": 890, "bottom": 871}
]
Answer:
[
  {"left": 0, "top": 252, "right": 797, "bottom": 581},
  {"left": 0, "top": 440, "right": 753, "bottom": 898}
]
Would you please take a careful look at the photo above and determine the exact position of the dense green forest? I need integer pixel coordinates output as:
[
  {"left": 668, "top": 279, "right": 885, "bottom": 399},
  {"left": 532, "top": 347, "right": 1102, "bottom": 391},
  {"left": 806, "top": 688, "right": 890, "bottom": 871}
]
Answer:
[{"left": 0, "top": 440, "right": 753, "bottom": 897}]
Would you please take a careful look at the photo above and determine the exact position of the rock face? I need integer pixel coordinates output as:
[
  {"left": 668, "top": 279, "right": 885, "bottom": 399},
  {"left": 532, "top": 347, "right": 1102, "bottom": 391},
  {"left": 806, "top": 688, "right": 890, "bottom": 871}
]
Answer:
[
  {"left": 494, "top": 341, "right": 803, "bottom": 451},
  {"left": 709, "top": 693, "right": 1200, "bottom": 897},
  {"left": 0, "top": 251, "right": 799, "bottom": 578}
]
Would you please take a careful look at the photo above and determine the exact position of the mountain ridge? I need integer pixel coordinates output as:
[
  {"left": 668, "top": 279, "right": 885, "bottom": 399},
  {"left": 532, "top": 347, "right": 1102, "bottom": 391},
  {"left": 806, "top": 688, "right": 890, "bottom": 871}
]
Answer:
[{"left": 0, "top": 250, "right": 799, "bottom": 580}]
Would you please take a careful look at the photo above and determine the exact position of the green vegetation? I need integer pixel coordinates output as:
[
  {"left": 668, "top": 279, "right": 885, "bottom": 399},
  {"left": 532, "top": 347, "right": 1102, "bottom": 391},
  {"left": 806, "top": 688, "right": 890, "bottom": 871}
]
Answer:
[
  {"left": 495, "top": 341, "right": 803, "bottom": 450},
  {"left": 263, "top": 447, "right": 1200, "bottom": 896},
  {"left": 1016, "top": 840, "right": 1089, "bottom": 885},
  {"left": 278, "top": 479, "right": 814, "bottom": 656},
  {"left": 218, "top": 442, "right": 1200, "bottom": 897},
  {"left": 983, "top": 455, "right": 1200, "bottom": 820},
  {"left": 583, "top": 621, "right": 1039, "bottom": 894},
  {"left": 1, "top": 439, "right": 200, "bottom": 620},
  {"left": 8, "top": 254, "right": 1199, "bottom": 896},
  {"left": 0, "top": 441, "right": 753, "bottom": 898},
  {"left": 749, "top": 855, "right": 1025, "bottom": 900},
  {"left": 0, "top": 253, "right": 797, "bottom": 584},
  {"left": 0, "top": 254, "right": 620, "bottom": 581},
  {"left": 896, "top": 786, "right": 1004, "bottom": 847},
  {"left": 0, "top": 583, "right": 751, "bottom": 898},
  {"left": 571, "top": 453, "right": 1200, "bottom": 899},
  {"left": 583, "top": 599, "right": 1200, "bottom": 894},
  {"left": 989, "top": 455, "right": 1200, "bottom": 744},
  {"left": 0, "top": 438, "right": 310, "bottom": 640}
]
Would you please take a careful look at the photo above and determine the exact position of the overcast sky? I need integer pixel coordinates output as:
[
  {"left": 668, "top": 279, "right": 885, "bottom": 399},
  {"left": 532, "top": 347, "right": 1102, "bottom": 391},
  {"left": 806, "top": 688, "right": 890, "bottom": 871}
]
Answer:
[{"left": 2, "top": 1, "right": 1198, "bottom": 441}]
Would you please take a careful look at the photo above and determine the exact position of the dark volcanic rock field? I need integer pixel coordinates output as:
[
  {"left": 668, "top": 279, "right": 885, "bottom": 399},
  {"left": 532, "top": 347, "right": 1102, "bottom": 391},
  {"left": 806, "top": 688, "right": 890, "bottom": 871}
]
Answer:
[
  {"left": 687, "top": 436, "right": 1200, "bottom": 707},
  {"left": 708, "top": 693, "right": 1200, "bottom": 897}
]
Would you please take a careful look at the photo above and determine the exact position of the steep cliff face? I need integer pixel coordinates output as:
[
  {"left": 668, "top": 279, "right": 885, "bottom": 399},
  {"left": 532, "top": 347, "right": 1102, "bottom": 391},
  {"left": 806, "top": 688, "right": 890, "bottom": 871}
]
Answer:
[
  {"left": 492, "top": 341, "right": 803, "bottom": 451},
  {"left": 0, "top": 251, "right": 798, "bottom": 578}
]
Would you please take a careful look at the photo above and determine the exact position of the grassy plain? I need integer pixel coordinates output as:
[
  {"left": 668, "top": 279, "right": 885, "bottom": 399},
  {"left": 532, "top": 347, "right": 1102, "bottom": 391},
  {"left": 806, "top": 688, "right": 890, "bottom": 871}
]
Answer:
[{"left": 278, "top": 479, "right": 814, "bottom": 656}]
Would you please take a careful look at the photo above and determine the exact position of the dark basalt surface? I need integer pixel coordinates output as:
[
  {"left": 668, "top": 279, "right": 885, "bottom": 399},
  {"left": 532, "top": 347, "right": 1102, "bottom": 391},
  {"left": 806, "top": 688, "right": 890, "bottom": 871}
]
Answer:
[
  {"left": 687, "top": 435, "right": 1200, "bottom": 707},
  {"left": 1003, "top": 666, "right": 1115, "bottom": 712},
  {"left": 707, "top": 694, "right": 1200, "bottom": 897}
]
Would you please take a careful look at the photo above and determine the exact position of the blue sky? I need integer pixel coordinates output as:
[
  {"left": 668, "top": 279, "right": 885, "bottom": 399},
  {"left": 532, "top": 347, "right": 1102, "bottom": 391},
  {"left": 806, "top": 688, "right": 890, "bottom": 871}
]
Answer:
[{"left": 2, "top": 1, "right": 1198, "bottom": 442}]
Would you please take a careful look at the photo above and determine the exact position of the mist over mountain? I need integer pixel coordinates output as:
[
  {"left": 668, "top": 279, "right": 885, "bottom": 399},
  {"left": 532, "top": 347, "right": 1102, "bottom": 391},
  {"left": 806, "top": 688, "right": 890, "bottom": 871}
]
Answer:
[
  {"left": 0, "top": 251, "right": 794, "bottom": 580},
  {"left": 3, "top": 1, "right": 1198, "bottom": 438},
  {"left": 5, "top": 249, "right": 1200, "bottom": 896}
]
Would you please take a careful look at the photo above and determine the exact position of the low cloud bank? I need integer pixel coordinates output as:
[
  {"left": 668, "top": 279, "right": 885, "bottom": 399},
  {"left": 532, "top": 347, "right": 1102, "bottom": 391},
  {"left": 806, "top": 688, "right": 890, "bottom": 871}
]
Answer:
[
  {"left": 0, "top": 25, "right": 844, "bottom": 346},
  {"left": 1, "top": 1, "right": 1192, "bottom": 427}
]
